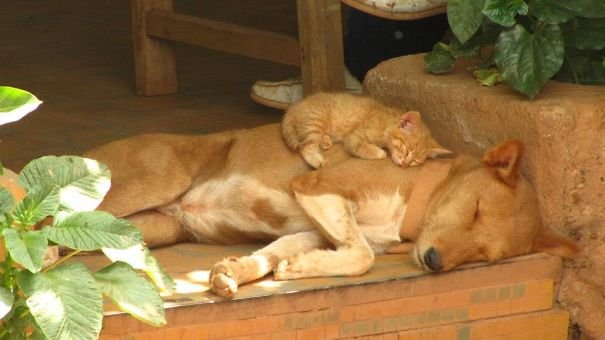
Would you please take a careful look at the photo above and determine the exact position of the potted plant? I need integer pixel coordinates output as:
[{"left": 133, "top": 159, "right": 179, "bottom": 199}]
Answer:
[
  {"left": 0, "top": 86, "right": 172, "bottom": 339},
  {"left": 424, "top": 0, "right": 605, "bottom": 99}
]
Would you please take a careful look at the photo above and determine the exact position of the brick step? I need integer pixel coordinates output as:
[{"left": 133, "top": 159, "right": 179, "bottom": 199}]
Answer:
[
  {"left": 370, "top": 309, "right": 569, "bottom": 340},
  {"left": 105, "top": 278, "right": 554, "bottom": 339},
  {"left": 84, "top": 243, "right": 566, "bottom": 338}
]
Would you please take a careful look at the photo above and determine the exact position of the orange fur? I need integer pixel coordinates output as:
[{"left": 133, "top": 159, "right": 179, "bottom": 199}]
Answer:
[
  {"left": 281, "top": 92, "right": 451, "bottom": 169},
  {"left": 85, "top": 124, "right": 579, "bottom": 297}
]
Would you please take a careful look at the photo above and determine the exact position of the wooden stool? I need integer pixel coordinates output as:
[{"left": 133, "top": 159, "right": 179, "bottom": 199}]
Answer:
[{"left": 131, "top": 0, "right": 345, "bottom": 97}]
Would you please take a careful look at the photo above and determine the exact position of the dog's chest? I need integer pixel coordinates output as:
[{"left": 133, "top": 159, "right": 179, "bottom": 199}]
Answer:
[{"left": 355, "top": 192, "right": 406, "bottom": 252}]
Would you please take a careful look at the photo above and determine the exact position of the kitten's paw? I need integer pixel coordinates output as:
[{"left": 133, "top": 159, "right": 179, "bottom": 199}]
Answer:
[
  {"left": 319, "top": 135, "right": 333, "bottom": 150},
  {"left": 353, "top": 144, "right": 387, "bottom": 160},
  {"left": 302, "top": 152, "right": 326, "bottom": 169},
  {"left": 362, "top": 148, "right": 387, "bottom": 160},
  {"left": 374, "top": 149, "right": 387, "bottom": 159}
]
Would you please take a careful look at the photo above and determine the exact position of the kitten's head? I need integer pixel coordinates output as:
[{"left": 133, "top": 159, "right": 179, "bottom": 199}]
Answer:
[{"left": 386, "top": 110, "right": 452, "bottom": 167}]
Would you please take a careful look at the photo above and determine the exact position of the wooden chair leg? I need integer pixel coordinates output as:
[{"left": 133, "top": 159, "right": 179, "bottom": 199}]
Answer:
[
  {"left": 296, "top": 0, "right": 346, "bottom": 97},
  {"left": 131, "top": 0, "right": 178, "bottom": 96}
]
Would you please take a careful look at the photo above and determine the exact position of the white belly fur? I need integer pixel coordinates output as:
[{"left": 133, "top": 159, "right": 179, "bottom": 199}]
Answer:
[
  {"left": 159, "top": 174, "right": 313, "bottom": 243},
  {"left": 161, "top": 174, "right": 405, "bottom": 250}
]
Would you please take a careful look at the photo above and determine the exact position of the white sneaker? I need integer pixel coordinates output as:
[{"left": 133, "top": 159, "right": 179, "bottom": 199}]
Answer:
[{"left": 250, "top": 69, "right": 363, "bottom": 110}]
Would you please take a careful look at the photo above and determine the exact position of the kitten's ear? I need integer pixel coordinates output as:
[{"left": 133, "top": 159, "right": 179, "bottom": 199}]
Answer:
[
  {"left": 428, "top": 147, "right": 453, "bottom": 159},
  {"left": 399, "top": 111, "right": 421, "bottom": 131}
]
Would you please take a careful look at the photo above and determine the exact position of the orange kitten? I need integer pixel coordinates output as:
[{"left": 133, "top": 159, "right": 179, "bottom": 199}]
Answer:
[{"left": 282, "top": 92, "right": 451, "bottom": 169}]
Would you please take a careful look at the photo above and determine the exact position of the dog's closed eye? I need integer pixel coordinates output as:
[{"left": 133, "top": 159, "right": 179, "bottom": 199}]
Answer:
[{"left": 473, "top": 200, "right": 480, "bottom": 221}]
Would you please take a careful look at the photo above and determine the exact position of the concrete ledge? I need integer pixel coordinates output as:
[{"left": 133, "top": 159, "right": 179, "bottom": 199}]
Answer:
[{"left": 364, "top": 53, "right": 605, "bottom": 338}]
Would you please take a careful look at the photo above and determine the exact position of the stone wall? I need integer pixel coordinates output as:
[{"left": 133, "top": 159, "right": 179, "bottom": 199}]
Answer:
[{"left": 364, "top": 54, "right": 605, "bottom": 339}]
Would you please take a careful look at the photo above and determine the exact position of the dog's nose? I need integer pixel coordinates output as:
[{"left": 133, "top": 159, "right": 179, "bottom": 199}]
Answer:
[{"left": 423, "top": 247, "right": 443, "bottom": 271}]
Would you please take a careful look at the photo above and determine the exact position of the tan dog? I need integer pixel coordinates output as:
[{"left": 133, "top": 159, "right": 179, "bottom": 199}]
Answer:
[{"left": 85, "top": 124, "right": 579, "bottom": 297}]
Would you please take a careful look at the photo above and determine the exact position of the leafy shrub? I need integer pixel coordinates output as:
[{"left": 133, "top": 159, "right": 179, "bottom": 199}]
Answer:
[
  {"left": 0, "top": 86, "right": 172, "bottom": 339},
  {"left": 425, "top": 0, "right": 605, "bottom": 99}
]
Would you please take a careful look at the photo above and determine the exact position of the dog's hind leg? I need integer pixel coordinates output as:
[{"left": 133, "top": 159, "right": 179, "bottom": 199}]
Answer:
[
  {"left": 125, "top": 210, "right": 190, "bottom": 248},
  {"left": 86, "top": 132, "right": 234, "bottom": 217},
  {"left": 209, "top": 231, "right": 329, "bottom": 297}
]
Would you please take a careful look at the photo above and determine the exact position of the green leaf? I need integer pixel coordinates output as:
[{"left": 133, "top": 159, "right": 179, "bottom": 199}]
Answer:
[
  {"left": 48, "top": 211, "right": 142, "bottom": 251},
  {"left": 448, "top": 0, "right": 486, "bottom": 44},
  {"left": 494, "top": 23, "right": 564, "bottom": 99},
  {"left": 13, "top": 183, "right": 59, "bottom": 226},
  {"left": 0, "top": 187, "right": 14, "bottom": 215},
  {"left": 0, "top": 287, "right": 14, "bottom": 320},
  {"left": 18, "top": 262, "right": 103, "bottom": 340},
  {"left": 103, "top": 244, "right": 175, "bottom": 294},
  {"left": 0, "top": 302, "right": 38, "bottom": 339},
  {"left": 449, "top": 36, "right": 482, "bottom": 58},
  {"left": 424, "top": 42, "right": 456, "bottom": 74},
  {"left": 529, "top": 0, "right": 605, "bottom": 24},
  {"left": 482, "top": 0, "right": 528, "bottom": 27},
  {"left": 473, "top": 68, "right": 503, "bottom": 86},
  {"left": 94, "top": 262, "right": 166, "bottom": 327},
  {"left": 0, "top": 87, "right": 42, "bottom": 126},
  {"left": 555, "top": 49, "right": 605, "bottom": 85},
  {"left": 562, "top": 18, "right": 605, "bottom": 50},
  {"left": 2, "top": 229, "right": 48, "bottom": 273},
  {"left": 19, "top": 156, "right": 111, "bottom": 213}
]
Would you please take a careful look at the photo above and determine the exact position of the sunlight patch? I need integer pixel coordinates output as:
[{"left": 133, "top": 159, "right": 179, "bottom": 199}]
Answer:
[
  {"left": 173, "top": 279, "right": 208, "bottom": 294},
  {"left": 186, "top": 270, "right": 210, "bottom": 282}
]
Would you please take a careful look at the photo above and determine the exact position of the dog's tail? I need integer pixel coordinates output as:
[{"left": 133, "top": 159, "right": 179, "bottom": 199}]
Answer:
[{"left": 85, "top": 130, "right": 236, "bottom": 217}]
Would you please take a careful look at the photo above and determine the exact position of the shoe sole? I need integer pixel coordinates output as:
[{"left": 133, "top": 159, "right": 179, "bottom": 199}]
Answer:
[
  {"left": 250, "top": 91, "right": 291, "bottom": 110},
  {"left": 341, "top": 0, "right": 446, "bottom": 20}
]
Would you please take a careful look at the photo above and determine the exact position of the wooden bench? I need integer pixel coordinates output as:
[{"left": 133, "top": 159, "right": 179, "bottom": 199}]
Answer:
[
  {"left": 130, "top": 0, "right": 447, "bottom": 97},
  {"left": 131, "top": 0, "right": 346, "bottom": 97}
]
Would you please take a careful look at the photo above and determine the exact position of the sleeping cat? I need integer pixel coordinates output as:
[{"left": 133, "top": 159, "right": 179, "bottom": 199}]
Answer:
[{"left": 281, "top": 92, "right": 451, "bottom": 169}]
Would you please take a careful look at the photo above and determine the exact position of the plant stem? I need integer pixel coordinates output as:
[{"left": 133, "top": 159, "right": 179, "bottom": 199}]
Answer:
[
  {"left": 564, "top": 53, "right": 580, "bottom": 84},
  {"left": 43, "top": 249, "right": 81, "bottom": 272},
  {"left": 2, "top": 256, "right": 15, "bottom": 291}
]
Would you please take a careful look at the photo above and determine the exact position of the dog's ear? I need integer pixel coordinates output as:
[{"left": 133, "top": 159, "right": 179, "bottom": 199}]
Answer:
[
  {"left": 482, "top": 139, "right": 524, "bottom": 186},
  {"left": 532, "top": 227, "right": 581, "bottom": 258},
  {"left": 399, "top": 111, "right": 421, "bottom": 132}
]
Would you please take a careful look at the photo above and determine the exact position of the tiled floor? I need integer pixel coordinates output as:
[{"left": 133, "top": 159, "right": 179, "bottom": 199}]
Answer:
[{"left": 1, "top": 0, "right": 300, "bottom": 170}]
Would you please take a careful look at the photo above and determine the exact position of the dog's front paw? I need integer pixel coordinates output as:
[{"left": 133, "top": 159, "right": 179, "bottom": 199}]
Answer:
[
  {"left": 274, "top": 259, "right": 293, "bottom": 280},
  {"left": 274, "top": 257, "right": 306, "bottom": 280},
  {"left": 209, "top": 259, "right": 239, "bottom": 298}
]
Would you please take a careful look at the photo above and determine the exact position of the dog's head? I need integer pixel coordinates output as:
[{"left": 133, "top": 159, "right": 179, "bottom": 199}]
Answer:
[{"left": 414, "top": 140, "right": 580, "bottom": 271}]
